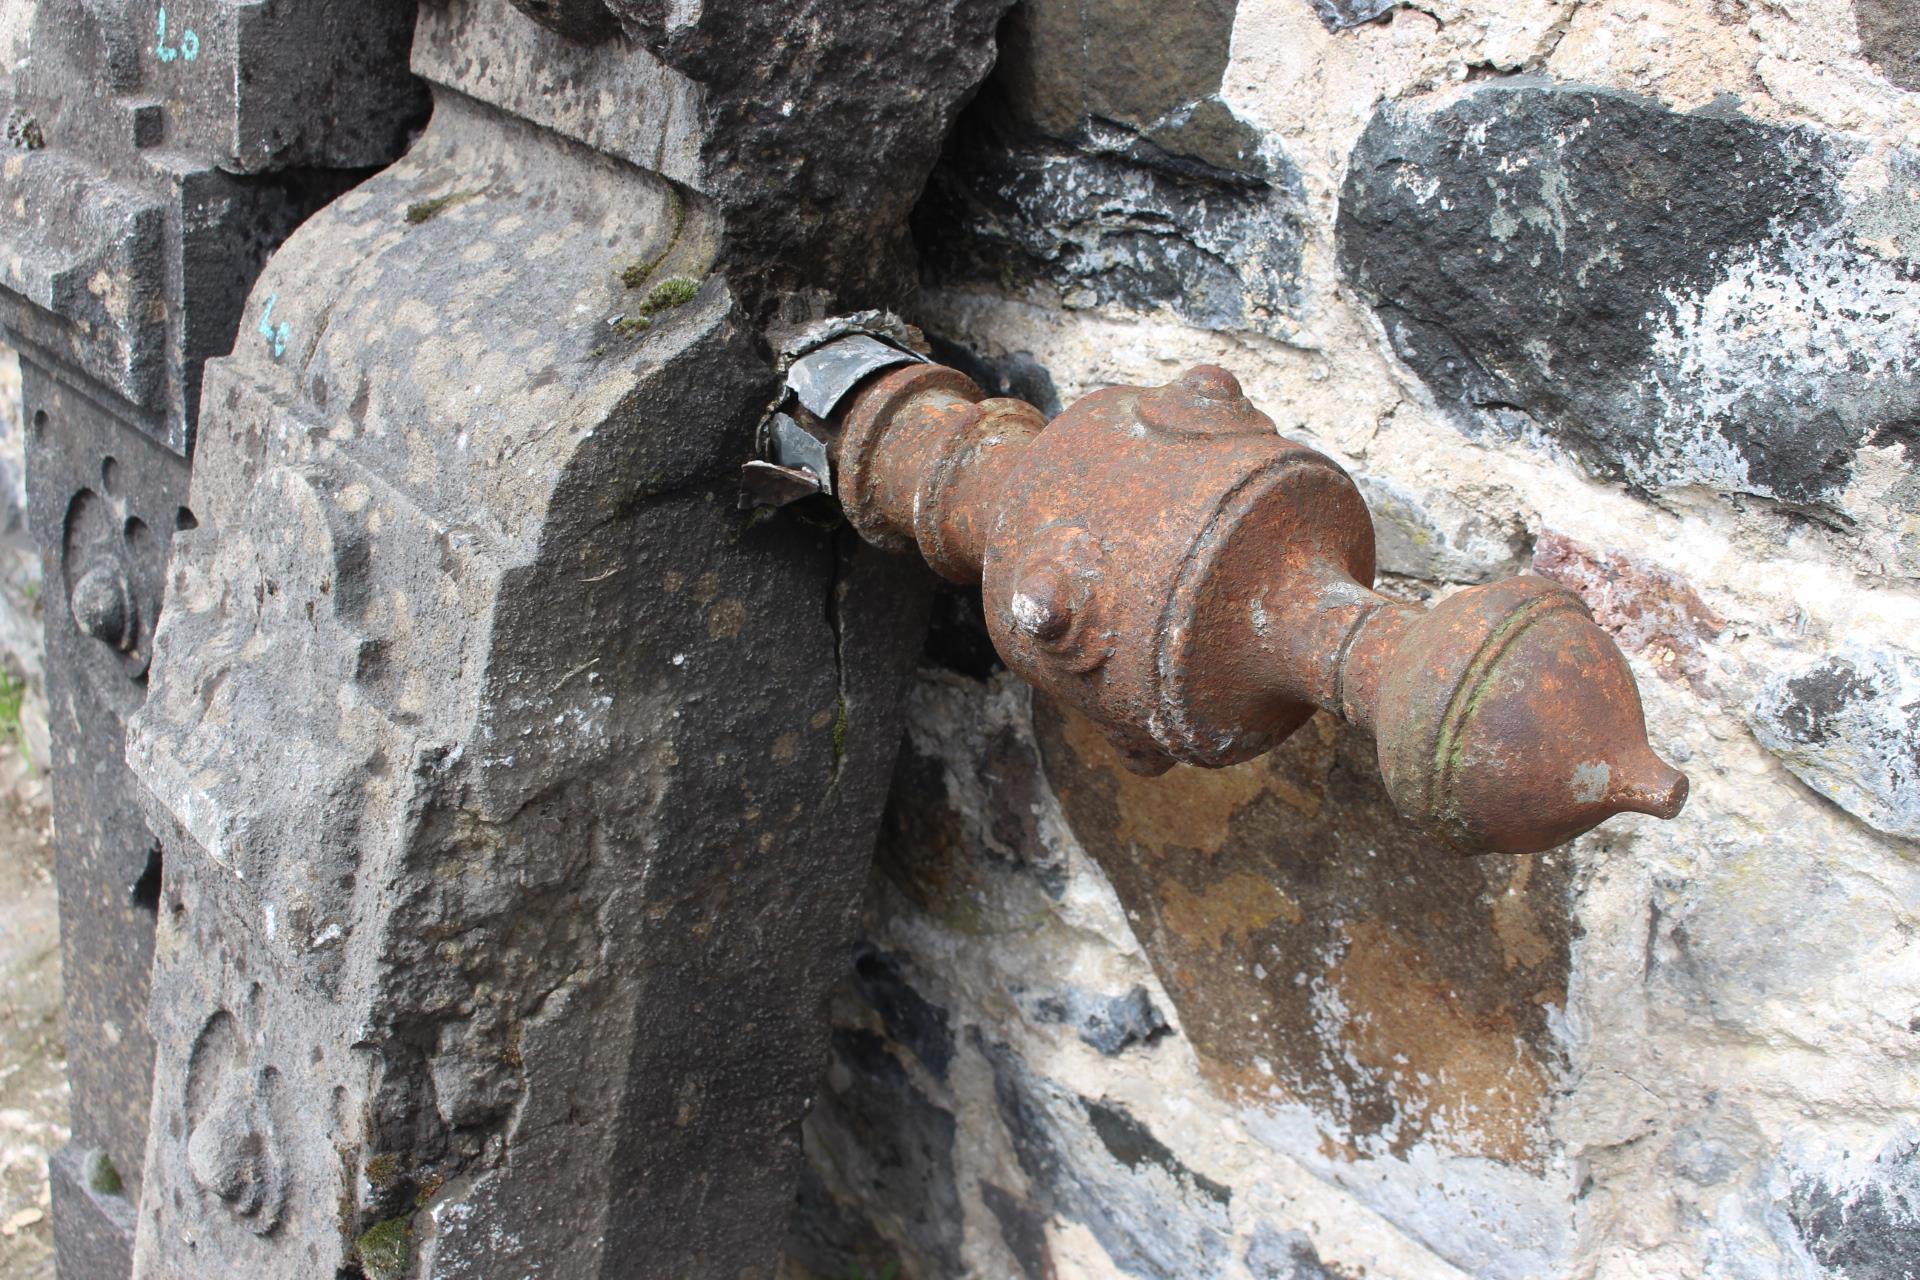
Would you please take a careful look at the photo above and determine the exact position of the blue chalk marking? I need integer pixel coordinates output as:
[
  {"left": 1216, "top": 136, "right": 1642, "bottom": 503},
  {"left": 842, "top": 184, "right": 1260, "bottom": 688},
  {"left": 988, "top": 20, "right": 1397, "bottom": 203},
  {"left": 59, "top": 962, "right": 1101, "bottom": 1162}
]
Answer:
[
  {"left": 155, "top": 7, "right": 199, "bottom": 63},
  {"left": 258, "top": 295, "right": 290, "bottom": 359}
]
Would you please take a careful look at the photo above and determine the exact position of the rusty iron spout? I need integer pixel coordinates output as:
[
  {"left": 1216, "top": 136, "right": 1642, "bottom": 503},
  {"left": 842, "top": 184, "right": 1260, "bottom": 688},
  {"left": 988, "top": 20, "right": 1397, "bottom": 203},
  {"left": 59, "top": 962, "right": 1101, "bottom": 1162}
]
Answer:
[{"left": 815, "top": 354, "right": 1687, "bottom": 855}]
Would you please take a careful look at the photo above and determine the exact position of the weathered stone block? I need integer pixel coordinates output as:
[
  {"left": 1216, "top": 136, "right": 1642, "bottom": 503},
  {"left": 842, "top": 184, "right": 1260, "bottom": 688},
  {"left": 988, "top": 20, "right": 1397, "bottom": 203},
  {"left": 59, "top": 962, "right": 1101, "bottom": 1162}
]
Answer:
[
  {"left": 114, "top": 0, "right": 1022, "bottom": 1272},
  {"left": 915, "top": 0, "right": 1305, "bottom": 335},
  {"left": 48, "top": 1145, "right": 138, "bottom": 1280},
  {"left": 25, "top": 372, "right": 187, "bottom": 1206},
  {"left": 581, "top": 0, "right": 1016, "bottom": 313},
  {"left": 1750, "top": 643, "right": 1920, "bottom": 840},
  {"left": 1338, "top": 84, "right": 1919, "bottom": 516},
  {"left": 0, "top": 0, "right": 427, "bottom": 452}
]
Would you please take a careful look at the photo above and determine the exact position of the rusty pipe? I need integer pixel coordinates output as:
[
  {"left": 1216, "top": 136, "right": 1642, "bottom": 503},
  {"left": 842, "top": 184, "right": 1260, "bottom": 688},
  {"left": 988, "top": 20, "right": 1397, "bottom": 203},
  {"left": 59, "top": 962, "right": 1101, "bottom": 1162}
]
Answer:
[{"left": 801, "top": 351, "right": 1685, "bottom": 855}]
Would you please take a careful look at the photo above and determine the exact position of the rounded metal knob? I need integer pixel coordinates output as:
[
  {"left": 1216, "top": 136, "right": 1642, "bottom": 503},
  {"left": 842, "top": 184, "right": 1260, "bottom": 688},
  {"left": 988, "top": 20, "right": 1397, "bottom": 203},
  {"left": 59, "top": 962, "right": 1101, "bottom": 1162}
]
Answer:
[{"left": 1009, "top": 564, "right": 1073, "bottom": 643}]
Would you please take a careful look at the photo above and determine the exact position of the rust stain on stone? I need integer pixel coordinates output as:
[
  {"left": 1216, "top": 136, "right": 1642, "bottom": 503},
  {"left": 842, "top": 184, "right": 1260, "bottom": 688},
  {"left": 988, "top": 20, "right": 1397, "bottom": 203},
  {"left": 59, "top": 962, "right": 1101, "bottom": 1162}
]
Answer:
[
  {"left": 1329, "top": 921, "right": 1553, "bottom": 1167},
  {"left": 1160, "top": 871, "right": 1305, "bottom": 950},
  {"left": 1058, "top": 702, "right": 1320, "bottom": 852},
  {"left": 1491, "top": 856, "right": 1553, "bottom": 972},
  {"left": 707, "top": 597, "right": 747, "bottom": 640},
  {"left": 1035, "top": 695, "right": 1572, "bottom": 1168}
]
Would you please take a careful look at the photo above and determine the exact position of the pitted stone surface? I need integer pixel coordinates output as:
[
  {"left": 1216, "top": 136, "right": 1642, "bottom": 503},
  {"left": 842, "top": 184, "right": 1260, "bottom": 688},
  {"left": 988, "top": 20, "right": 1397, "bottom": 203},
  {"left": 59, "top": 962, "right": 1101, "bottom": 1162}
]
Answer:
[
  {"left": 0, "top": 0, "right": 425, "bottom": 451},
  {"left": 1856, "top": 0, "right": 1920, "bottom": 91}
]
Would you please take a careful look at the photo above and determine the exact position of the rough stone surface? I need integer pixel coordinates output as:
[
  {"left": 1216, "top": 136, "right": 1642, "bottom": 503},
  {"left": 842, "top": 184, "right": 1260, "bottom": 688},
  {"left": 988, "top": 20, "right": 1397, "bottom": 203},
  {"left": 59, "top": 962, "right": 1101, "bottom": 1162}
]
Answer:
[
  {"left": 25, "top": 376, "right": 186, "bottom": 1212},
  {"left": 0, "top": 0, "right": 426, "bottom": 452},
  {"left": 1338, "top": 84, "right": 1918, "bottom": 517},
  {"left": 1307, "top": 0, "right": 1402, "bottom": 32},
  {"left": 1358, "top": 474, "right": 1530, "bottom": 583},
  {"left": 1245, "top": 1224, "right": 1351, "bottom": 1280},
  {"left": 919, "top": 126, "right": 1308, "bottom": 335},
  {"left": 10, "top": 0, "right": 1920, "bottom": 1277},
  {"left": 1025, "top": 984, "right": 1170, "bottom": 1057},
  {"left": 1782, "top": 1130, "right": 1920, "bottom": 1279},
  {"left": 1033, "top": 695, "right": 1576, "bottom": 1180},
  {"left": 1533, "top": 530, "right": 1728, "bottom": 692},
  {"left": 589, "top": 0, "right": 1014, "bottom": 314},
  {"left": 914, "top": 0, "right": 1308, "bottom": 336},
  {"left": 989, "top": 1041, "right": 1236, "bottom": 1278},
  {"left": 1750, "top": 643, "right": 1920, "bottom": 840},
  {"left": 1856, "top": 0, "right": 1920, "bottom": 91},
  {"left": 48, "top": 1145, "right": 136, "bottom": 1280}
]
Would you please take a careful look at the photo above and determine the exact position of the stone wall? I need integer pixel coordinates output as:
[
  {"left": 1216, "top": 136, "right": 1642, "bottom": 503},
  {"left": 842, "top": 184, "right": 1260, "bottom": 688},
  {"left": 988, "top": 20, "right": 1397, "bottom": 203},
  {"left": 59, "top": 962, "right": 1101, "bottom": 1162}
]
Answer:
[{"left": 788, "top": 1, "right": 1920, "bottom": 1277}]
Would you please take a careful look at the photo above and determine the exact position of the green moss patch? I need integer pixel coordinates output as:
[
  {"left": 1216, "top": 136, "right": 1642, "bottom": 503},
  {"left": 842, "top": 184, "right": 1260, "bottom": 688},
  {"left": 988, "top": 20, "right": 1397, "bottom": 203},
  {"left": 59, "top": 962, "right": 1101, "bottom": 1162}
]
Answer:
[
  {"left": 404, "top": 190, "right": 478, "bottom": 224},
  {"left": 356, "top": 1215, "right": 413, "bottom": 1280},
  {"left": 610, "top": 276, "right": 703, "bottom": 342},
  {"left": 88, "top": 1153, "right": 123, "bottom": 1196}
]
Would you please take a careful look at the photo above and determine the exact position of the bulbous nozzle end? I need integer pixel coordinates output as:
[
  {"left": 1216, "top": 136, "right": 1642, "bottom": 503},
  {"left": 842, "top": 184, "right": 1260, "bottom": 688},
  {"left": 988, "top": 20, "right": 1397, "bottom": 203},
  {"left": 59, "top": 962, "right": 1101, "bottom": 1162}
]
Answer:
[
  {"left": 1368, "top": 577, "right": 1689, "bottom": 855},
  {"left": 1606, "top": 747, "right": 1690, "bottom": 821}
]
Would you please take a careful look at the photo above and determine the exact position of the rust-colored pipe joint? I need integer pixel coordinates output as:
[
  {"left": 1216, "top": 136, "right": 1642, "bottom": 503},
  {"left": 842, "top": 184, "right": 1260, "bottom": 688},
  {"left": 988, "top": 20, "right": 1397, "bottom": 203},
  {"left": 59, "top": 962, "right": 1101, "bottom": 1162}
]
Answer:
[{"left": 800, "top": 348, "right": 1685, "bottom": 855}]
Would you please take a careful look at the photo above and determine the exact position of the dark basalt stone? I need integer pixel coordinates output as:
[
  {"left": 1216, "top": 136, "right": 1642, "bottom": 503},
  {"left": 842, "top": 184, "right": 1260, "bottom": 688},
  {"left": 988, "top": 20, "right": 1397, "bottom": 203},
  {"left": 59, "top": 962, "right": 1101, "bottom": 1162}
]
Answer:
[
  {"left": 1785, "top": 1135, "right": 1920, "bottom": 1280},
  {"left": 1337, "top": 83, "right": 1920, "bottom": 513},
  {"left": 791, "top": 1029, "right": 965, "bottom": 1278},
  {"left": 986, "top": 1037, "right": 1235, "bottom": 1279},
  {"left": 917, "top": 116, "right": 1306, "bottom": 335},
  {"left": 851, "top": 944, "right": 955, "bottom": 1081},
  {"left": 607, "top": 0, "right": 1014, "bottom": 313},
  {"left": 913, "top": 0, "right": 1307, "bottom": 335}
]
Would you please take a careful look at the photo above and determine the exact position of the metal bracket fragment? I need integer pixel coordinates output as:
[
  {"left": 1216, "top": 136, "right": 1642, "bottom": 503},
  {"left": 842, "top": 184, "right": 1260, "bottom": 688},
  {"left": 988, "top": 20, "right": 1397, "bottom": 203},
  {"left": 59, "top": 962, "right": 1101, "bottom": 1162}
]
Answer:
[
  {"left": 786, "top": 335, "right": 925, "bottom": 420},
  {"left": 742, "top": 320, "right": 928, "bottom": 509},
  {"left": 766, "top": 412, "right": 834, "bottom": 491}
]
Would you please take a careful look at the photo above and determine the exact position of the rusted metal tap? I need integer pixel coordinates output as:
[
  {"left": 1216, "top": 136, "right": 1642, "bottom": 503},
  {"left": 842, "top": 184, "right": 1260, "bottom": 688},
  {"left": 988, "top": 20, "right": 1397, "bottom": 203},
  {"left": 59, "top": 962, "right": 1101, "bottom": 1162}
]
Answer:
[{"left": 753, "top": 334, "right": 1687, "bottom": 854}]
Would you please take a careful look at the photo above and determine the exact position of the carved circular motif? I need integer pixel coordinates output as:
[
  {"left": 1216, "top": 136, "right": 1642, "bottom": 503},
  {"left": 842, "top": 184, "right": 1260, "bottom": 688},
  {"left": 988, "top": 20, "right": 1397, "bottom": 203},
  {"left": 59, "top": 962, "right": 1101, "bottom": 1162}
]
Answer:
[{"left": 60, "top": 467, "right": 165, "bottom": 680}]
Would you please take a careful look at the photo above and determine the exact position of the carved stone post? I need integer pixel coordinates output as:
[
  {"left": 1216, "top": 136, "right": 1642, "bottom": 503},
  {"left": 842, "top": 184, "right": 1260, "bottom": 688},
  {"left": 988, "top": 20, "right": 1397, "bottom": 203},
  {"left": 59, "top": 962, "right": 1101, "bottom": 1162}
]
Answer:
[
  {"left": 122, "top": 1, "right": 1007, "bottom": 1275},
  {"left": 0, "top": 4, "right": 423, "bottom": 1274}
]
